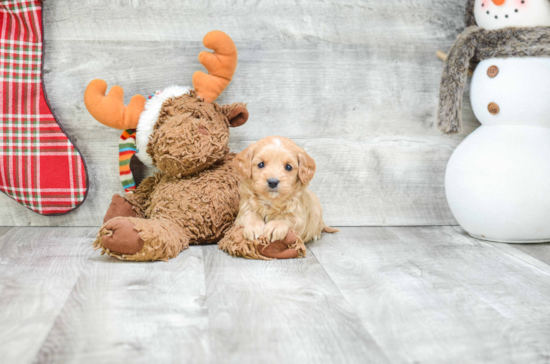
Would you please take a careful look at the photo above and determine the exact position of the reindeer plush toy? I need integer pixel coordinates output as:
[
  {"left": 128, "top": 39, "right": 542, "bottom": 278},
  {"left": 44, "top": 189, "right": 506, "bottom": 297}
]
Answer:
[{"left": 85, "top": 31, "right": 301, "bottom": 261}]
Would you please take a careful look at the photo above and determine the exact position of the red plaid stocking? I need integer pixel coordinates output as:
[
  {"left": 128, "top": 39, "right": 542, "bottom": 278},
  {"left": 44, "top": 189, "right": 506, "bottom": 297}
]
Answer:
[{"left": 0, "top": 0, "right": 88, "bottom": 215}]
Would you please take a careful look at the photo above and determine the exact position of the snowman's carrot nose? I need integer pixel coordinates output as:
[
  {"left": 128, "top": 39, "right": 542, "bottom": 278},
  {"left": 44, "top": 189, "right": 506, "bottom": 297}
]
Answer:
[{"left": 492, "top": 0, "right": 506, "bottom": 6}]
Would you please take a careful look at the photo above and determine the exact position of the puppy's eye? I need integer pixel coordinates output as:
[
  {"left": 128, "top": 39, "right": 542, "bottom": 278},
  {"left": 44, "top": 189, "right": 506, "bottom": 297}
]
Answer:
[
  {"left": 258, "top": 162, "right": 264, "bottom": 169},
  {"left": 285, "top": 164, "right": 293, "bottom": 171}
]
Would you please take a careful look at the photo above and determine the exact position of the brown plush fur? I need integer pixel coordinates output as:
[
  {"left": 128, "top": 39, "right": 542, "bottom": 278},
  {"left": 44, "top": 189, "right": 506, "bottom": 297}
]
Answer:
[
  {"left": 131, "top": 153, "right": 240, "bottom": 243},
  {"left": 438, "top": 26, "right": 550, "bottom": 134},
  {"left": 148, "top": 91, "right": 245, "bottom": 178},
  {"left": 93, "top": 91, "right": 247, "bottom": 261}
]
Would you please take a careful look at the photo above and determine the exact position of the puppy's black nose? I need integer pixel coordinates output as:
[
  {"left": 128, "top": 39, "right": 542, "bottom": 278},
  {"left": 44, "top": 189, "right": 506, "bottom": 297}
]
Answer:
[{"left": 267, "top": 178, "right": 279, "bottom": 189}]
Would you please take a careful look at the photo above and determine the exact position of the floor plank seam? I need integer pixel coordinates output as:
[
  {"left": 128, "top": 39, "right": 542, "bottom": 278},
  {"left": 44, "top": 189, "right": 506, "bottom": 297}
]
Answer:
[
  {"left": 30, "top": 244, "right": 97, "bottom": 363},
  {"left": 200, "top": 245, "right": 215, "bottom": 361},
  {"left": 486, "top": 242, "right": 550, "bottom": 277},
  {"left": 453, "top": 226, "right": 550, "bottom": 277},
  {"left": 306, "top": 244, "right": 391, "bottom": 361}
]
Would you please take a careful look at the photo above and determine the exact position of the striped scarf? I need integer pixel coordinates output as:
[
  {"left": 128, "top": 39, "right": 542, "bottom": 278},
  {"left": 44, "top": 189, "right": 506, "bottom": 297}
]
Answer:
[
  {"left": 117, "top": 91, "right": 161, "bottom": 193},
  {"left": 119, "top": 129, "right": 137, "bottom": 193}
]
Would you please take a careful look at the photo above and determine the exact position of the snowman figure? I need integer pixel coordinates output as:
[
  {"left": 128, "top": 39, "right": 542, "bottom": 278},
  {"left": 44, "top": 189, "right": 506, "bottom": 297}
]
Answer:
[{"left": 438, "top": 0, "right": 550, "bottom": 242}]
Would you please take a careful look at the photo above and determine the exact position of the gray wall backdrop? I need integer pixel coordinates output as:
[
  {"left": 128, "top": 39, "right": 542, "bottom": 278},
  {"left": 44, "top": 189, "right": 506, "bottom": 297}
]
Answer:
[{"left": 0, "top": 0, "right": 479, "bottom": 226}]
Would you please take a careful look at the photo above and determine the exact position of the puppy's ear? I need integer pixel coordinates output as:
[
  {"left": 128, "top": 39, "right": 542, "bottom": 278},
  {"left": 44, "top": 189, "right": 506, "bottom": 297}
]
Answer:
[
  {"left": 297, "top": 148, "right": 316, "bottom": 185},
  {"left": 222, "top": 103, "right": 249, "bottom": 127},
  {"left": 234, "top": 144, "right": 254, "bottom": 179}
]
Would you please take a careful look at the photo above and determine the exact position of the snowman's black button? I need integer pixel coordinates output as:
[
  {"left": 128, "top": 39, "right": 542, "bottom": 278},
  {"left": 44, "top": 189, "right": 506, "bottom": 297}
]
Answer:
[
  {"left": 488, "top": 102, "right": 500, "bottom": 115},
  {"left": 487, "top": 65, "right": 499, "bottom": 78}
]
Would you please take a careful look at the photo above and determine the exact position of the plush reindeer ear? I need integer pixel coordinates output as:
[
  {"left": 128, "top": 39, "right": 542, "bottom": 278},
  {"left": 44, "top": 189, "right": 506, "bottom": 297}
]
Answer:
[
  {"left": 223, "top": 103, "right": 248, "bottom": 127},
  {"left": 234, "top": 144, "right": 254, "bottom": 179},
  {"left": 297, "top": 148, "right": 316, "bottom": 185}
]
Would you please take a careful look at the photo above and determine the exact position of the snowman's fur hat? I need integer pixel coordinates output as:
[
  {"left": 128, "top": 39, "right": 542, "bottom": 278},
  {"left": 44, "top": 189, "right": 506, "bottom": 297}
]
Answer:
[{"left": 438, "top": 26, "right": 550, "bottom": 134}]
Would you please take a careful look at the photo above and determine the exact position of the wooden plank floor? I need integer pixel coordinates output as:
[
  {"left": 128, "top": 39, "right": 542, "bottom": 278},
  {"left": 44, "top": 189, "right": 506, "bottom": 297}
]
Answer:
[{"left": 2, "top": 227, "right": 550, "bottom": 364}]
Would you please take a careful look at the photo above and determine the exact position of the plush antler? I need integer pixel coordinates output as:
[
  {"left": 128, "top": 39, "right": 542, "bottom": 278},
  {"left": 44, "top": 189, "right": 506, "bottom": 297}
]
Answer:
[
  {"left": 84, "top": 79, "right": 146, "bottom": 130},
  {"left": 192, "top": 31, "right": 237, "bottom": 103}
]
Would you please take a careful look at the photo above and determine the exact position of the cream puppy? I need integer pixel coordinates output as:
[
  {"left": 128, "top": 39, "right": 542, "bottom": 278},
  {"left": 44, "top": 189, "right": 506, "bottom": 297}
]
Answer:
[{"left": 234, "top": 136, "right": 338, "bottom": 247}]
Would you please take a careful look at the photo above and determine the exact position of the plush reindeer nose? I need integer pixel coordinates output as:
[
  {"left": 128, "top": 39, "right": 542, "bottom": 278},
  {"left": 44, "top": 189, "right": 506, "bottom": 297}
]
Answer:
[
  {"left": 267, "top": 178, "right": 279, "bottom": 189},
  {"left": 491, "top": 0, "right": 505, "bottom": 5}
]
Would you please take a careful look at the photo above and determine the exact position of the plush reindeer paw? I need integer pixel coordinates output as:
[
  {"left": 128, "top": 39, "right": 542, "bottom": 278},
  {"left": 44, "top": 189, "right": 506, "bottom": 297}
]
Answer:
[
  {"left": 219, "top": 226, "right": 306, "bottom": 260},
  {"left": 94, "top": 217, "right": 189, "bottom": 262},
  {"left": 257, "top": 230, "right": 306, "bottom": 260},
  {"left": 103, "top": 194, "right": 137, "bottom": 223},
  {"left": 96, "top": 217, "right": 144, "bottom": 256}
]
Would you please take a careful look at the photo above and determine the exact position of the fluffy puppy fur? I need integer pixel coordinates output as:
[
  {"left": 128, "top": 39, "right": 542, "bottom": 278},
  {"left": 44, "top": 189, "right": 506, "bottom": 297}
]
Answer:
[{"left": 233, "top": 136, "right": 338, "bottom": 246}]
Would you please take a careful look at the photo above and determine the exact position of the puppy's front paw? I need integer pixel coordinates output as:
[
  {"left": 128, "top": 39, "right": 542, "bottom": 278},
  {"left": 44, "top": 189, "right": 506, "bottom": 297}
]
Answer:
[
  {"left": 243, "top": 220, "right": 265, "bottom": 241},
  {"left": 263, "top": 221, "right": 290, "bottom": 242}
]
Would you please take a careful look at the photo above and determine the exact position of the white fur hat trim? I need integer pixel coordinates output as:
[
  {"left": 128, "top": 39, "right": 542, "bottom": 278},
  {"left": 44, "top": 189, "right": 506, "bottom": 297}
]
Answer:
[{"left": 135, "top": 85, "right": 191, "bottom": 166}]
